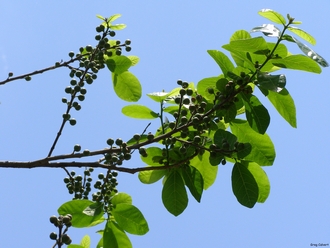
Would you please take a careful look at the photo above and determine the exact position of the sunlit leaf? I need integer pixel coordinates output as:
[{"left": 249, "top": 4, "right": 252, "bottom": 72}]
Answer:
[
  {"left": 230, "top": 119, "right": 275, "bottom": 165},
  {"left": 106, "top": 56, "right": 132, "bottom": 74},
  {"left": 108, "top": 14, "right": 122, "bottom": 23},
  {"left": 138, "top": 166, "right": 166, "bottom": 184},
  {"left": 258, "top": 9, "right": 286, "bottom": 25},
  {"left": 112, "top": 203, "right": 149, "bottom": 235},
  {"left": 111, "top": 193, "right": 133, "bottom": 205},
  {"left": 122, "top": 104, "right": 158, "bottom": 119},
  {"left": 190, "top": 151, "right": 218, "bottom": 189},
  {"left": 288, "top": 26, "right": 316, "bottom": 45},
  {"left": 147, "top": 91, "right": 171, "bottom": 102},
  {"left": 272, "top": 54, "right": 322, "bottom": 73},
  {"left": 96, "top": 14, "right": 105, "bottom": 21},
  {"left": 112, "top": 71, "right": 142, "bottom": 102},
  {"left": 109, "top": 24, "right": 127, "bottom": 30},
  {"left": 231, "top": 162, "right": 259, "bottom": 208},
  {"left": 58, "top": 200, "right": 105, "bottom": 228},
  {"left": 264, "top": 88, "right": 297, "bottom": 128},
  {"left": 207, "top": 50, "right": 235, "bottom": 76},
  {"left": 197, "top": 76, "right": 222, "bottom": 100},
  {"left": 251, "top": 24, "right": 281, "bottom": 38},
  {"left": 126, "top": 55, "right": 140, "bottom": 66},
  {"left": 229, "top": 37, "right": 269, "bottom": 53},
  {"left": 103, "top": 221, "right": 132, "bottom": 248},
  {"left": 291, "top": 37, "right": 329, "bottom": 67}
]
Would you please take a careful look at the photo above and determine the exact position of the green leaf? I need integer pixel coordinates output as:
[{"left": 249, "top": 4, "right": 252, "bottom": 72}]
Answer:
[
  {"left": 112, "top": 193, "right": 133, "bottom": 205},
  {"left": 103, "top": 221, "right": 132, "bottom": 248},
  {"left": 214, "top": 129, "right": 237, "bottom": 148},
  {"left": 258, "top": 9, "right": 286, "bottom": 25},
  {"left": 96, "top": 14, "right": 105, "bottom": 21},
  {"left": 112, "top": 203, "right": 149, "bottom": 235},
  {"left": 80, "top": 235, "right": 91, "bottom": 248},
  {"left": 197, "top": 76, "right": 222, "bottom": 101},
  {"left": 207, "top": 50, "right": 235, "bottom": 76},
  {"left": 223, "top": 102, "right": 237, "bottom": 123},
  {"left": 108, "top": 14, "right": 122, "bottom": 23},
  {"left": 138, "top": 166, "right": 166, "bottom": 184},
  {"left": 291, "top": 37, "right": 329, "bottom": 68},
  {"left": 122, "top": 104, "right": 158, "bottom": 119},
  {"left": 265, "top": 88, "right": 297, "bottom": 128},
  {"left": 109, "top": 24, "right": 127, "bottom": 30},
  {"left": 106, "top": 56, "right": 132, "bottom": 74},
  {"left": 126, "top": 55, "right": 140, "bottom": 66},
  {"left": 242, "top": 161, "right": 270, "bottom": 203},
  {"left": 231, "top": 162, "right": 259, "bottom": 208},
  {"left": 229, "top": 37, "right": 269, "bottom": 53},
  {"left": 257, "top": 72, "right": 286, "bottom": 92},
  {"left": 190, "top": 151, "right": 218, "bottom": 189},
  {"left": 181, "top": 165, "right": 204, "bottom": 202},
  {"left": 140, "top": 147, "right": 163, "bottom": 165},
  {"left": 230, "top": 119, "right": 275, "bottom": 165},
  {"left": 272, "top": 54, "right": 322, "bottom": 73},
  {"left": 162, "top": 170, "right": 188, "bottom": 216},
  {"left": 112, "top": 71, "right": 142, "bottom": 102},
  {"left": 147, "top": 91, "right": 171, "bottom": 102},
  {"left": 288, "top": 26, "right": 316, "bottom": 45},
  {"left": 58, "top": 200, "right": 104, "bottom": 228},
  {"left": 68, "top": 245, "right": 84, "bottom": 248},
  {"left": 240, "top": 93, "right": 270, "bottom": 134}
]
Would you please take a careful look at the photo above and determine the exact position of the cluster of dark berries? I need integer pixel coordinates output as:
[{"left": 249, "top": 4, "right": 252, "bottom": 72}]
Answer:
[
  {"left": 49, "top": 214, "right": 72, "bottom": 245},
  {"left": 104, "top": 138, "right": 132, "bottom": 165},
  {"left": 63, "top": 168, "right": 93, "bottom": 200}
]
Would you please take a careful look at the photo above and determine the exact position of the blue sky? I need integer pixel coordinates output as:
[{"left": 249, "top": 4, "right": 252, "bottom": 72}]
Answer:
[{"left": 1, "top": 1, "right": 329, "bottom": 248}]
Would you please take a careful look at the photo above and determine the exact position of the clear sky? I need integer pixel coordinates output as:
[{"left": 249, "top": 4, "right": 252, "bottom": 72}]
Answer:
[{"left": 1, "top": 1, "right": 329, "bottom": 248}]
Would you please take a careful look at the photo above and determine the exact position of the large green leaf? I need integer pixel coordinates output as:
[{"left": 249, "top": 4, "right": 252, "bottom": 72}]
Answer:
[
  {"left": 207, "top": 50, "right": 235, "bottom": 76},
  {"left": 68, "top": 245, "right": 84, "bottom": 248},
  {"left": 197, "top": 76, "right": 222, "bottom": 101},
  {"left": 109, "top": 24, "right": 127, "bottom": 30},
  {"left": 140, "top": 147, "right": 163, "bottom": 165},
  {"left": 181, "top": 165, "right": 204, "bottom": 202},
  {"left": 272, "top": 55, "right": 321, "bottom": 73},
  {"left": 229, "top": 37, "right": 269, "bottom": 53},
  {"left": 231, "top": 162, "right": 259, "bottom": 208},
  {"left": 162, "top": 170, "right": 188, "bottom": 216},
  {"left": 242, "top": 161, "right": 270, "bottom": 203},
  {"left": 240, "top": 93, "right": 270, "bottom": 134},
  {"left": 122, "top": 104, "right": 158, "bottom": 119},
  {"left": 112, "top": 203, "right": 149, "bottom": 235},
  {"left": 146, "top": 91, "right": 171, "bottom": 102},
  {"left": 190, "top": 151, "right": 218, "bottom": 189},
  {"left": 112, "top": 71, "right": 142, "bottom": 102},
  {"left": 102, "top": 221, "right": 132, "bottom": 248},
  {"left": 258, "top": 9, "right": 286, "bottom": 25},
  {"left": 80, "top": 235, "right": 91, "bottom": 248},
  {"left": 138, "top": 166, "right": 166, "bottom": 184},
  {"left": 230, "top": 119, "right": 275, "bottom": 165},
  {"left": 266, "top": 88, "right": 297, "bottom": 128},
  {"left": 106, "top": 56, "right": 132, "bottom": 74},
  {"left": 291, "top": 37, "right": 329, "bottom": 68},
  {"left": 126, "top": 55, "right": 140, "bottom": 66},
  {"left": 288, "top": 26, "right": 316, "bottom": 45},
  {"left": 111, "top": 193, "right": 133, "bottom": 205},
  {"left": 58, "top": 200, "right": 104, "bottom": 228}
]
